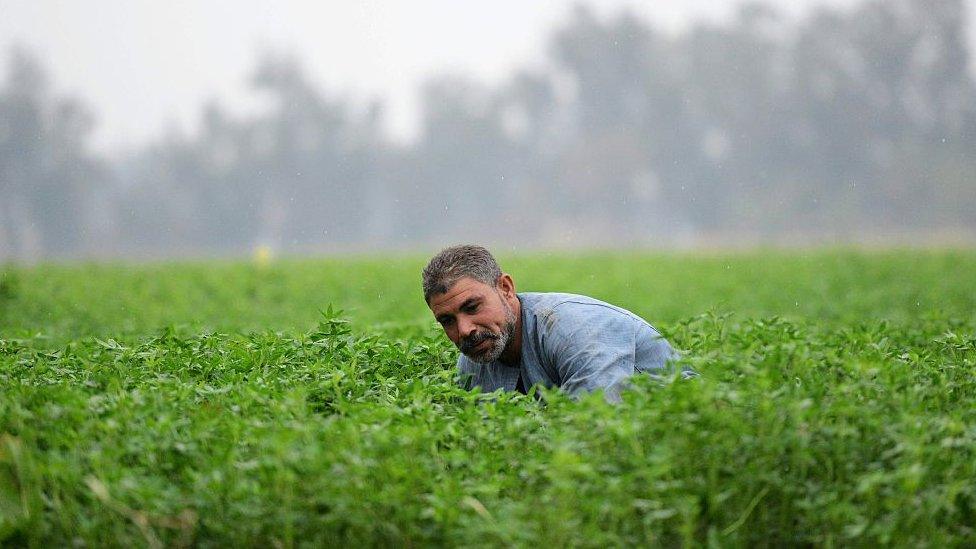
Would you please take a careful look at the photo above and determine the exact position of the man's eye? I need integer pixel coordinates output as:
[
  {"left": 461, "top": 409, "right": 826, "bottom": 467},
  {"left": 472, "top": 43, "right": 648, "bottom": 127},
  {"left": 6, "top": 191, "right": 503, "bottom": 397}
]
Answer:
[{"left": 439, "top": 318, "right": 454, "bottom": 326}]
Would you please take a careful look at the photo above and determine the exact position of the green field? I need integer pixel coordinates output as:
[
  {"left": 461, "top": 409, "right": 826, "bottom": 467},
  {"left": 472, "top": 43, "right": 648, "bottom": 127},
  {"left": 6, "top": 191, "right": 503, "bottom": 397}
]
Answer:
[{"left": 2, "top": 250, "right": 975, "bottom": 546}]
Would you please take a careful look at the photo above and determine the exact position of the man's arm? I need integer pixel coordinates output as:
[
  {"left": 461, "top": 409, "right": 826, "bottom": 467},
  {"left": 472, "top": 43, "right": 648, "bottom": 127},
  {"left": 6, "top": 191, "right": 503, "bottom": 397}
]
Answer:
[{"left": 542, "top": 304, "right": 674, "bottom": 402}]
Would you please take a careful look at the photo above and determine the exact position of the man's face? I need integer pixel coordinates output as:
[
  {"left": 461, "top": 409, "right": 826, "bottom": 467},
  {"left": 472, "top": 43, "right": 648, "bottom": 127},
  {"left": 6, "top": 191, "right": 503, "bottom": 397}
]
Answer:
[{"left": 428, "top": 276, "right": 517, "bottom": 364}]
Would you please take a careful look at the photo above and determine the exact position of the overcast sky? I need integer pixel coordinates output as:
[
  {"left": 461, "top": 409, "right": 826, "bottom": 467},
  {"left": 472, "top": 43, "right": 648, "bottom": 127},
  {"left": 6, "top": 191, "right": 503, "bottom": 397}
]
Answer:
[{"left": 3, "top": 0, "right": 971, "bottom": 154}]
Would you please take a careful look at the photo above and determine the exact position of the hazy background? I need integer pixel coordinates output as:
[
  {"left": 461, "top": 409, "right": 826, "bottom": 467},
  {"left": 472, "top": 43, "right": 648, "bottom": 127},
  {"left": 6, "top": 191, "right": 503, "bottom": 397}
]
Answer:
[{"left": 2, "top": 0, "right": 975, "bottom": 261}]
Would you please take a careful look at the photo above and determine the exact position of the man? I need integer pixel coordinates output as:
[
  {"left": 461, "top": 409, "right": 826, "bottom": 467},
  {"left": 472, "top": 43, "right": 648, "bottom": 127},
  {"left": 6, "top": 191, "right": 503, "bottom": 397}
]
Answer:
[{"left": 422, "top": 244, "right": 691, "bottom": 402}]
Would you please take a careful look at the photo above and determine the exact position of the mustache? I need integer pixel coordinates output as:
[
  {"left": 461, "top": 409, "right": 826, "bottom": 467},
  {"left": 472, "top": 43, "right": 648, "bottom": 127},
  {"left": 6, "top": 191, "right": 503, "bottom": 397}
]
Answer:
[{"left": 460, "top": 331, "right": 499, "bottom": 354}]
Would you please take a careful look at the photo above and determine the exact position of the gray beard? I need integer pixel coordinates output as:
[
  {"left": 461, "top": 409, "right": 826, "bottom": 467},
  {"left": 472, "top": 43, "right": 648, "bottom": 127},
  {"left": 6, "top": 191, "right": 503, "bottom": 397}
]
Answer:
[{"left": 465, "top": 299, "right": 517, "bottom": 365}]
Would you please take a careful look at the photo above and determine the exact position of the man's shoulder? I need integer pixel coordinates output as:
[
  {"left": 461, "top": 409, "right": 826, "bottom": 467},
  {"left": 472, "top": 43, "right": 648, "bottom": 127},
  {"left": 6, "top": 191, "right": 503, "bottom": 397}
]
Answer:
[
  {"left": 518, "top": 291, "right": 604, "bottom": 311},
  {"left": 519, "top": 292, "right": 643, "bottom": 321}
]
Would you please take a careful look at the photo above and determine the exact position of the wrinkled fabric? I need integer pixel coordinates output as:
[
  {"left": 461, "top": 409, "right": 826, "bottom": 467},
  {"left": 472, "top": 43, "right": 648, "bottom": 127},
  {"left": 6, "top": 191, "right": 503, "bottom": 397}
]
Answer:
[{"left": 456, "top": 292, "right": 692, "bottom": 402}]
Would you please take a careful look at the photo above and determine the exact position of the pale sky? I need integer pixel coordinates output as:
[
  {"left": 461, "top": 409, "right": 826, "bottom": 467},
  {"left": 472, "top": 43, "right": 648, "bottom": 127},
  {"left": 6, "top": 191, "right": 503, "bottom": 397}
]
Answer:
[{"left": 3, "top": 0, "right": 968, "bottom": 154}]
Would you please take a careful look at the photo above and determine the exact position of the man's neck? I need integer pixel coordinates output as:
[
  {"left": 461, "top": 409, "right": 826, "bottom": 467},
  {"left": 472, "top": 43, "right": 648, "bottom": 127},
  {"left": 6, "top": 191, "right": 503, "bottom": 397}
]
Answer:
[{"left": 499, "top": 295, "right": 523, "bottom": 367}]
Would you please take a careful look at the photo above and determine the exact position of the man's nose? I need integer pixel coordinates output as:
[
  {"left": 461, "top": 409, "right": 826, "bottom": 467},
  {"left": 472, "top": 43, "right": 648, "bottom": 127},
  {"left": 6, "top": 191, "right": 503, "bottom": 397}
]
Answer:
[{"left": 457, "top": 316, "right": 477, "bottom": 338}]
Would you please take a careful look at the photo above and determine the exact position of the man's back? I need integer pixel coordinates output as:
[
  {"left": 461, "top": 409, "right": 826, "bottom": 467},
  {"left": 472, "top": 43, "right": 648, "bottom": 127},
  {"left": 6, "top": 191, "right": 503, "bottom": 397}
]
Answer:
[{"left": 457, "top": 292, "right": 682, "bottom": 401}]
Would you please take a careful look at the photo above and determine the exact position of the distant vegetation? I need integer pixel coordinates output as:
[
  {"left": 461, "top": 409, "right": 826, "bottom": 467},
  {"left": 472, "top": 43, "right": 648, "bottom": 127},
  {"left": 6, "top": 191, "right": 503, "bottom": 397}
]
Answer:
[
  {"left": 2, "top": 250, "right": 976, "bottom": 545},
  {"left": 2, "top": 0, "right": 976, "bottom": 261}
]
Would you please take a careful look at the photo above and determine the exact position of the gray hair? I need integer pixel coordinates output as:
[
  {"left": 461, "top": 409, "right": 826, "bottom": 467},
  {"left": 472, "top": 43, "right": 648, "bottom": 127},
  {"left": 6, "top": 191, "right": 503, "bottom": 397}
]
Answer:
[{"left": 422, "top": 244, "right": 503, "bottom": 302}]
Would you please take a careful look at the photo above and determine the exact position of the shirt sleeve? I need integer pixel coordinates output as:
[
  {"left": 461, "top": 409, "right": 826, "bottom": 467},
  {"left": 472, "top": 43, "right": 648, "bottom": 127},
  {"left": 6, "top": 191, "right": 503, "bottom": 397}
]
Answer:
[
  {"left": 541, "top": 304, "right": 642, "bottom": 403},
  {"left": 633, "top": 322, "right": 682, "bottom": 376}
]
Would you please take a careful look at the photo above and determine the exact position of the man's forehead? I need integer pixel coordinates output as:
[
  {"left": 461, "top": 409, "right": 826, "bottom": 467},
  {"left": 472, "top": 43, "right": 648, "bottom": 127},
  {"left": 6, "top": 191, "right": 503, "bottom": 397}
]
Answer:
[{"left": 428, "top": 277, "right": 492, "bottom": 313}]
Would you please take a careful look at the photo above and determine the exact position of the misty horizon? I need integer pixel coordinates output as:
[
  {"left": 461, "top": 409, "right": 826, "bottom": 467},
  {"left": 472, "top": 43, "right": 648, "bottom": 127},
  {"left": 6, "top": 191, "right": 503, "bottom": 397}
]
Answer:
[{"left": 2, "top": 0, "right": 975, "bottom": 261}]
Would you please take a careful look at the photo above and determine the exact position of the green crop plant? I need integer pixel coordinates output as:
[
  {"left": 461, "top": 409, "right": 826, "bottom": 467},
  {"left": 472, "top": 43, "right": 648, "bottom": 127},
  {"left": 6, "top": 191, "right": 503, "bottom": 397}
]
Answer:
[{"left": 1, "top": 249, "right": 975, "bottom": 546}]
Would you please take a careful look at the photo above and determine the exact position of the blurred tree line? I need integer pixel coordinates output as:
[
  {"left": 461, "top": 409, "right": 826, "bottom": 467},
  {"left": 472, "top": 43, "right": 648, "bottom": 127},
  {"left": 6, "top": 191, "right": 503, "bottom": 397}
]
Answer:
[{"left": 2, "top": 0, "right": 975, "bottom": 260}]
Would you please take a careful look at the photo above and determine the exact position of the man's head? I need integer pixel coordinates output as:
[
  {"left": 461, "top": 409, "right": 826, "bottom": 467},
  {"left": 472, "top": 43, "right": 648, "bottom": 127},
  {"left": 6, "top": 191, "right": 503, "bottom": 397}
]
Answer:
[{"left": 423, "top": 245, "right": 520, "bottom": 364}]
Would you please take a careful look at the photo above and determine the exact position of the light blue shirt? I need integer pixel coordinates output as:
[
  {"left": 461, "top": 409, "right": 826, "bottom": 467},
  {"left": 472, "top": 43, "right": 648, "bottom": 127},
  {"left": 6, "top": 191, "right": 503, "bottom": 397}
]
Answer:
[{"left": 457, "top": 292, "right": 690, "bottom": 402}]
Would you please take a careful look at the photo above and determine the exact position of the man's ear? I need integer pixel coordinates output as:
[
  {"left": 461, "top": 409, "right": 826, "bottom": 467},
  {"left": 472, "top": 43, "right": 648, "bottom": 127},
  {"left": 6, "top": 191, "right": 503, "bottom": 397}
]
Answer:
[{"left": 496, "top": 273, "right": 516, "bottom": 299}]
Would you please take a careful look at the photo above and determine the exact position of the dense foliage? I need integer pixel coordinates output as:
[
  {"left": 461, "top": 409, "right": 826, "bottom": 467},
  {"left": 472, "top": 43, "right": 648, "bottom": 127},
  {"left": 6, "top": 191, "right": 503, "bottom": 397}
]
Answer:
[{"left": 1, "top": 250, "right": 975, "bottom": 546}]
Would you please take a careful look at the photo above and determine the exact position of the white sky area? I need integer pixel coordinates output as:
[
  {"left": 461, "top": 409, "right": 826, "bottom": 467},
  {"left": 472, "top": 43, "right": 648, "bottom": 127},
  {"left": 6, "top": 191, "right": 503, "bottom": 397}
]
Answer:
[{"left": 1, "top": 0, "right": 972, "bottom": 154}]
